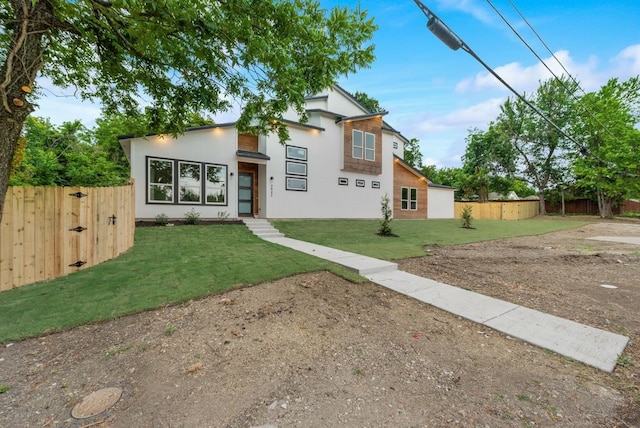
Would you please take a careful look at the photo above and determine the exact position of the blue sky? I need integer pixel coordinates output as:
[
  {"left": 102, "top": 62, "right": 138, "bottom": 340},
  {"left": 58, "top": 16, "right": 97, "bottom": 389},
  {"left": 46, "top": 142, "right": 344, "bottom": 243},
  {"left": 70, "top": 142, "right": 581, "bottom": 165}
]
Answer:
[{"left": 35, "top": 0, "right": 640, "bottom": 168}]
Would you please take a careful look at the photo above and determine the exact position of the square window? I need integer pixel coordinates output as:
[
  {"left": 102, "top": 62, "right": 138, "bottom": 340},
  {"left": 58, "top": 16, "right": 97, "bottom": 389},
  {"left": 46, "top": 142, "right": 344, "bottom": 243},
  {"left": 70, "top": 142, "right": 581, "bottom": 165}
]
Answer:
[
  {"left": 401, "top": 186, "right": 418, "bottom": 211},
  {"left": 372, "top": 181, "right": 380, "bottom": 189},
  {"left": 338, "top": 177, "right": 349, "bottom": 186},
  {"left": 355, "top": 179, "right": 365, "bottom": 187}
]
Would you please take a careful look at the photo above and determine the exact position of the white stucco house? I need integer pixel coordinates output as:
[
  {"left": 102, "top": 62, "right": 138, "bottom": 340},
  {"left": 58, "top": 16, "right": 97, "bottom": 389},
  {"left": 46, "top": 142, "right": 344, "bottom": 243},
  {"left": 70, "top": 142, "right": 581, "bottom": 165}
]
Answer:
[{"left": 119, "top": 86, "right": 455, "bottom": 220}]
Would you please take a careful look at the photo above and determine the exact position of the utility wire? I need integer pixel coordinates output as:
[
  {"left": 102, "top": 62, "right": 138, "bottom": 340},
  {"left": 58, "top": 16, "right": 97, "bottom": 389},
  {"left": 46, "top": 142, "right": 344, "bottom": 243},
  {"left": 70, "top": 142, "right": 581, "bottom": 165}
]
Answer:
[
  {"left": 506, "top": 0, "right": 586, "bottom": 96},
  {"left": 413, "top": 0, "right": 579, "bottom": 147},
  {"left": 489, "top": 0, "right": 618, "bottom": 142}
]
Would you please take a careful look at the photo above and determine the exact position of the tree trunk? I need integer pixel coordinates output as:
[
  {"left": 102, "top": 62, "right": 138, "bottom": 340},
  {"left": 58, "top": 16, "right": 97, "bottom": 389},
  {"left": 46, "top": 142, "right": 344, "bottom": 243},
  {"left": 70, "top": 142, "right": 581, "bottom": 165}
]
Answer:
[
  {"left": 538, "top": 191, "right": 546, "bottom": 215},
  {"left": 596, "top": 189, "right": 614, "bottom": 219},
  {"left": 0, "top": 0, "right": 52, "bottom": 222},
  {"left": 561, "top": 187, "right": 565, "bottom": 216}
]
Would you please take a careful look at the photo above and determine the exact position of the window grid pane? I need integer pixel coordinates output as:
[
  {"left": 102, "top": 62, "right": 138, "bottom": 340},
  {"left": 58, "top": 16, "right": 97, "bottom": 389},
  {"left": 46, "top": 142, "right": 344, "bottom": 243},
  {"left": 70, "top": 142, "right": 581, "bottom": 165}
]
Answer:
[
  {"left": 365, "top": 133, "right": 375, "bottom": 161},
  {"left": 352, "top": 130, "right": 363, "bottom": 159},
  {"left": 148, "top": 159, "right": 174, "bottom": 203}
]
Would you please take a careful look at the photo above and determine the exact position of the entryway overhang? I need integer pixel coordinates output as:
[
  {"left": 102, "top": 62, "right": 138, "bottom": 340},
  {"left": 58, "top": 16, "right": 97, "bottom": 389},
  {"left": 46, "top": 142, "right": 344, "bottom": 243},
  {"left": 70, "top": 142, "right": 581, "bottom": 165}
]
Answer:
[{"left": 236, "top": 149, "right": 270, "bottom": 165}]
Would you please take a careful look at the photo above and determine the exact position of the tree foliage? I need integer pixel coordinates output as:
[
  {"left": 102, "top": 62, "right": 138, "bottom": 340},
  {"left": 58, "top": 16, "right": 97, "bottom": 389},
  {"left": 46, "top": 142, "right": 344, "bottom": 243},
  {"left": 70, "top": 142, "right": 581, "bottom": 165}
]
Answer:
[
  {"left": 0, "top": 0, "right": 377, "bottom": 220},
  {"left": 10, "top": 116, "right": 129, "bottom": 186},
  {"left": 494, "top": 76, "right": 580, "bottom": 214},
  {"left": 403, "top": 137, "right": 423, "bottom": 169},
  {"left": 353, "top": 90, "right": 385, "bottom": 113},
  {"left": 571, "top": 77, "right": 640, "bottom": 218}
]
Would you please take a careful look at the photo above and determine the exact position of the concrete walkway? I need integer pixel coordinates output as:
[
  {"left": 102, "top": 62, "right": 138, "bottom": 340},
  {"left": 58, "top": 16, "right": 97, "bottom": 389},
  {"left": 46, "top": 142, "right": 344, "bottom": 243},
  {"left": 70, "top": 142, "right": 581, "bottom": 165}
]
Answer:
[{"left": 244, "top": 219, "right": 629, "bottom": 372}]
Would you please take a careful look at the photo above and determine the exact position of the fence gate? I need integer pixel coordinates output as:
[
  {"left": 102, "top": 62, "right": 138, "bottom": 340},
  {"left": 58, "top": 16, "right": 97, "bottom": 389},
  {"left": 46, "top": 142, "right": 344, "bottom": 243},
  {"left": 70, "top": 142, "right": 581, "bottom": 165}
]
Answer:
[{"left": 0, "top": 185, "right": 134, "bottom": 291}]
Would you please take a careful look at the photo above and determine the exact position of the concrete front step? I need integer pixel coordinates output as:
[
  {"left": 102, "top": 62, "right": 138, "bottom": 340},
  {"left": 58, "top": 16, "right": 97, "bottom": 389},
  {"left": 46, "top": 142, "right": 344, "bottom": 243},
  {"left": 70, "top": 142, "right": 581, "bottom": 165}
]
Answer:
[{"left": 242, "top": 219, "right": 284, "bottom": 238}]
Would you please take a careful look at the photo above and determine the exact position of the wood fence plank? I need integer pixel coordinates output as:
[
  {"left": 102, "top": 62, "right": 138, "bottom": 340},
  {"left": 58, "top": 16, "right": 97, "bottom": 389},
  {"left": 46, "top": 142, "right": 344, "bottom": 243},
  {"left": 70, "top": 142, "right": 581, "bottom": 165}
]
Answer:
[
  {"left": 23, "top": 186, "right": 36, "bottom": 284},
  {"left": 12, "top": 187, "right": 25, "bottom": 288},
  {"left": 43, "top": 187, "right": 56, "bottom": 281},
  {"left": 0, "top": 188, "right": 14, "bottom": 291}
]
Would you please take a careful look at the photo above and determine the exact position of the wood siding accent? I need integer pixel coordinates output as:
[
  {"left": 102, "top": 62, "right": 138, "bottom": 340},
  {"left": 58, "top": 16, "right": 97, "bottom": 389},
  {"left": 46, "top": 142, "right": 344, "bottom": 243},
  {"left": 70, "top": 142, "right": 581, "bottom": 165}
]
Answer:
[
  {"left": 237, "top": 162, "right": 259, "bottom": 217},
  {"left": 393, "top": 160, "right": 428, "bottom": 219},
  {"left": 0, "top": 184, "right": 135, "bottom": 291},
  {"left": 238, "top": 133, "right": 259, "bottom": 152},
  {"left": 342, "top": 116, "right": 383, "bottom": 175}
]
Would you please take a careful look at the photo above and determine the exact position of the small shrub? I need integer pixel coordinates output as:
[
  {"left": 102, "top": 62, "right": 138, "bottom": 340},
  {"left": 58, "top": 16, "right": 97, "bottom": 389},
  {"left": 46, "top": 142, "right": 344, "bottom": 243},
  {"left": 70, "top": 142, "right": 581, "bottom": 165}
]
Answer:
[
  {"left": 154, "top": 213, "right": 169, "bottom": 225},
  {"left": 165, "top": 324, "right": 176, "bottom": 336},
  {"left": 0, "top": 384, "right": 9, "bottom": 394},
  {"left": 217, "top": 211, "right": 230, "bottom": 219},
  {"left": 378, "top": 194, "right": 394, "bottom": 236},
  {"left": 461, "top": 205, "right": 474, "bottom": 229},
  {"left": 184, "top": 208, "right": 201, "bottom": 225}
]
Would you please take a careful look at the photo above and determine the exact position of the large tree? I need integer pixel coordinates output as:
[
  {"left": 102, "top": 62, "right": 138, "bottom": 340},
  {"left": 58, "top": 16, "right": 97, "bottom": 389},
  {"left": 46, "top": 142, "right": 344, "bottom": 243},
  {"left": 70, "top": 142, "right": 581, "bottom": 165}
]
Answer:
[
  {"left": 462, "top": 125, "right": 516, "bottom": 202},
  {"left": 495, "top": 76, "right": 579, "bottom": 214},
  {"left": 571, "top": 77, "right": 640, "bottom": 218},
  {"left": 0, "top": 0, "right": 376, "bottom": 220}
]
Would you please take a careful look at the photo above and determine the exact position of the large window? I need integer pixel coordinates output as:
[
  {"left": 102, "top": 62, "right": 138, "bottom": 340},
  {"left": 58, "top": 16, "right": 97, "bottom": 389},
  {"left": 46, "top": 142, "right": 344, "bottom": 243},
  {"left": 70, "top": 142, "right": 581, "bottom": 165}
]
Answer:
[
  {"left": 147, "top": 157, "right": 227, "bottom": 205},
  {"left": 148, "top": 158, "right": 174, "bottom": 203},
  {"left": 205, "top": 164, "right": 227, "bottom": 204},
  {"left": 401, "top": 187, "right": 418, "bottom": 211},
  {"left": 352, "top": 129, "right": 375, "bottom": 161},
  {"left": 179, "top": 161, "right": 201, "bottom": 203}
]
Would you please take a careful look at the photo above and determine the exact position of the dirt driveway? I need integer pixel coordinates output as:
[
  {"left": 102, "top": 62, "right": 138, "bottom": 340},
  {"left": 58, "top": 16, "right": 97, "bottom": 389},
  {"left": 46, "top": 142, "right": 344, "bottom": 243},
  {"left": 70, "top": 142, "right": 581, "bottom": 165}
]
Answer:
[{"left": 1, "top": 220, "right": 639, "bottom": 427}]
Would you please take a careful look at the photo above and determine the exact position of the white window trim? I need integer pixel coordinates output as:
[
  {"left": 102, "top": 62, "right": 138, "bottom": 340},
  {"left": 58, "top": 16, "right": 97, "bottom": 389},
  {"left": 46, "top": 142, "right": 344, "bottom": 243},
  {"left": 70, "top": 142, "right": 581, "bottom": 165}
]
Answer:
[{"left": 401, "top": 186, "right": 418, "bottom": 211}]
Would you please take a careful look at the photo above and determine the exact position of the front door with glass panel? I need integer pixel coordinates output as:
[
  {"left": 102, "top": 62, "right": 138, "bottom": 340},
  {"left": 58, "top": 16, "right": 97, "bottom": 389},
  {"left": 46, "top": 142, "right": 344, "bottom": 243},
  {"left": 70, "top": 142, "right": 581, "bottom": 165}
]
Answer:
[{"left": 238, "top": 172, "right": 253, "bottom": 216}]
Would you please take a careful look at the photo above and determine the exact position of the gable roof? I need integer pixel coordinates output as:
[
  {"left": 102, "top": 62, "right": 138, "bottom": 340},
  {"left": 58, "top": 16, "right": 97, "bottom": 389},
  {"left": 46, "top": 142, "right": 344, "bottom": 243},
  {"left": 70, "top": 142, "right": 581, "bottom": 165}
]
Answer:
[{"left": 393, "top": 154, "right": 428, "bottom": 181}]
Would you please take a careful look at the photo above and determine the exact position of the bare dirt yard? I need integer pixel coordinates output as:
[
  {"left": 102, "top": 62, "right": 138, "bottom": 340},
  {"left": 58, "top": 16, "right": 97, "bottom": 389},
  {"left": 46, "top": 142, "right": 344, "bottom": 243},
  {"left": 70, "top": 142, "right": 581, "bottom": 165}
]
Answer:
[{"left": 1, "top": 219, "right": 639, "bottom": 427}]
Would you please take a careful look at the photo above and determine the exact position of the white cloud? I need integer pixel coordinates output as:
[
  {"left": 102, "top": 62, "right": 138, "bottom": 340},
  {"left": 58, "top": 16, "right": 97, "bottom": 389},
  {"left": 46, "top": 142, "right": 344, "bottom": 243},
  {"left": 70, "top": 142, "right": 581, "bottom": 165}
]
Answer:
[
  {"left": 454, "top": 50, "right": 599, "bottom": 94},
  {"left": 612, "top": 44, "right": 640, "bottom": 79},
  {"left": 408, "top": 97, "right": 503, "bottom": 135},
  {"left": 435, "top": 0, "right": 493, "bottom": 24}
]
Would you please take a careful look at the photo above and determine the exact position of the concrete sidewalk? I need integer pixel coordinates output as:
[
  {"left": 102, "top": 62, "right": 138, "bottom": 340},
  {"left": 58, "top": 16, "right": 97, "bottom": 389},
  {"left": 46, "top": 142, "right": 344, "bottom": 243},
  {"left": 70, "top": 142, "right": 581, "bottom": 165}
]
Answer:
[{"left": 251, "top": 221, "right": 629, "bottom": 372}]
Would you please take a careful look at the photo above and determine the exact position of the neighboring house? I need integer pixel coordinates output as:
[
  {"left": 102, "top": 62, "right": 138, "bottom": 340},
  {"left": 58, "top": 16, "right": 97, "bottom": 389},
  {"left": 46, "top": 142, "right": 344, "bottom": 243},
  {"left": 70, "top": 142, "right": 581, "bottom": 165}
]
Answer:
[{"left": 119, "top": 85, "right": 454, "bottom": 220}]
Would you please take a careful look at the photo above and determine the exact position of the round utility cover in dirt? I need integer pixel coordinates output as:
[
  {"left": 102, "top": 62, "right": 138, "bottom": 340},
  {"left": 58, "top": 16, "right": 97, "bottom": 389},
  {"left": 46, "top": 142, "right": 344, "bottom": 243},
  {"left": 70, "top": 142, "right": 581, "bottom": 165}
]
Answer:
[{"left": 71, "top": 387, "right": 122, "bottom": 419}]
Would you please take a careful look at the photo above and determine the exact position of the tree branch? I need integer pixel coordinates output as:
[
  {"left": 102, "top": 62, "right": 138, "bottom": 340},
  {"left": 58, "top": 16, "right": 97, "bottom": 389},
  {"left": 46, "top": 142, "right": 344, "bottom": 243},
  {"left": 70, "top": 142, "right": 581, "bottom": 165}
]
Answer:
[{"left": 0, "top": 0, "right": 29, "bottom": 113}]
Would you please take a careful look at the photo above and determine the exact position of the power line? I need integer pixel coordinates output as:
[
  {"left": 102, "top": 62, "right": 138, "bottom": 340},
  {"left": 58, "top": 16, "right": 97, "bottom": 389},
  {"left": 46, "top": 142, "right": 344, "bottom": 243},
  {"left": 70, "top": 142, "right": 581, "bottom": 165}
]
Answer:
[
  {"left": 412, "top": 0, "right": 579, "bottom": 147},
  {"left": 489, "top": 0, "right": 617, "bottom": 140},
  {"left": 505, "top": 0, "right": 586, "bottom": 97}
]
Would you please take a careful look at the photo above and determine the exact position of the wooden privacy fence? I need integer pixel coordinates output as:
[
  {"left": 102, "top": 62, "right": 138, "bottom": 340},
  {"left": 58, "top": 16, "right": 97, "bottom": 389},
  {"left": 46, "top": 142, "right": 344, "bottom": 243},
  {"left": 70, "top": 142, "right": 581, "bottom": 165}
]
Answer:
[
  {"left": 0, "top": 185, "right": 135, "bottom": 291},
  {"left": 454, "top": 200, "right": 539, "bottom": 220}
]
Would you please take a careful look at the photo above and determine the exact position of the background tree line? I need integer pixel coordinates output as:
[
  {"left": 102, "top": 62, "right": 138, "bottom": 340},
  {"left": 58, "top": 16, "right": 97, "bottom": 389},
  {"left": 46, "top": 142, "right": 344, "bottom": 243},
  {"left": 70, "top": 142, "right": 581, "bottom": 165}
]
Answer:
[{"left": 420, "top": 76, "right": 640, "bottom": 218}]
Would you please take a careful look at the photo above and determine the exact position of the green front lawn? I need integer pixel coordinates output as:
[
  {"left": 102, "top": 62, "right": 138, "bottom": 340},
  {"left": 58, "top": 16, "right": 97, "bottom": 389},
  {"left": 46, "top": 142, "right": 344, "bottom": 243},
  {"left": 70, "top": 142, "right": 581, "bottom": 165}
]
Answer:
[
  {"left": 0, "top": 225, "right": 359, "bottom": 343},
  {"left": 272, "top": 218, "right": 589, "bottom": 260},
  {"left": 0, "top": 218, "right": 589, "bottom": 343}
]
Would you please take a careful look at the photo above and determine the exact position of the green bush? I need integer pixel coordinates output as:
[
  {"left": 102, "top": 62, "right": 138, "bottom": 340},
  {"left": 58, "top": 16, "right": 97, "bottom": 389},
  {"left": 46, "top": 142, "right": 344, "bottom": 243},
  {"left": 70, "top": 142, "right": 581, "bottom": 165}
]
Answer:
[{"left": 184, "top": 208, "right": 201, "bottom": 225}]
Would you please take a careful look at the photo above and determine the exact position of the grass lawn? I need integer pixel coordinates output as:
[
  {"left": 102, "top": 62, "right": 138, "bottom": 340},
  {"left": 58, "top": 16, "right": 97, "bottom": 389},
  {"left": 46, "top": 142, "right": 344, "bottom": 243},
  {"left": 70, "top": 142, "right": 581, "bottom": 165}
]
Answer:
[
  {"left": 0, "top": 225, "right": 360, "bottom": 343},
  {"left": 272, "top": 218, "right": 590, "bottom": 260},
  {"left": 0, "top": 218, "right": 589, "bottom": 343}
]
